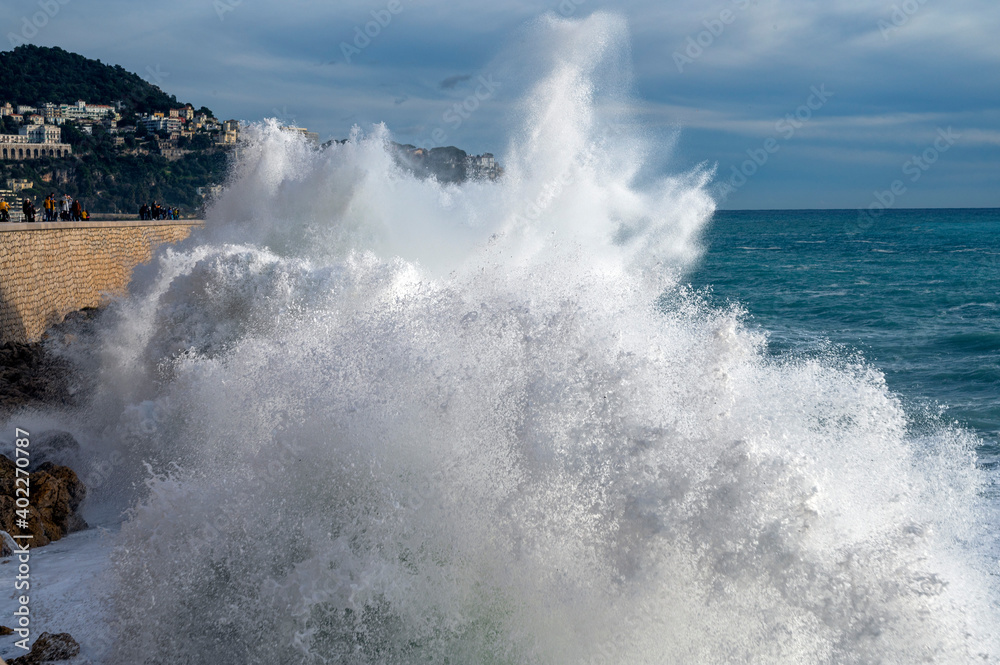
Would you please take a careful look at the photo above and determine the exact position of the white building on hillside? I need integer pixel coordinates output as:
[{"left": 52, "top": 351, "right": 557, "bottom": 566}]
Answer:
[
  {"left": 466, "top": 153, "right": 499, "bottom": 180},
  {"left": 140, "top": 115, "right": 183, "bottom": 134},
  {"left": 60, "top": 100, "right": 117, "bottom": 121},
  {"left": 279, "top": 125, "right": 318, "bottom": 144},
  {"left": 20, "top": 124, "right": 62, "bottom": 143},
  {"left": 0, "top": 124, "right": 72, "bottom": 160}
]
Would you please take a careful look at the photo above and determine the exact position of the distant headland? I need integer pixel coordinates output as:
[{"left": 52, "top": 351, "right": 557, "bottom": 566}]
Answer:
[{"left": 0, "top": 45, "right": 501, "bottom": 217}]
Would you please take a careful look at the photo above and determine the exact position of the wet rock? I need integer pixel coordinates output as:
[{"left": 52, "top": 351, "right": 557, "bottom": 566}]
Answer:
[
  {"left": 0, "top": 625, "right": 12, "bottom": 635},
  {"left": 0, "top": 342, "right": 74, "bottom": 415},
  {"left": 0, "top": 532, "right": 12, "bottom": 557},
  {"left": 10, "top": 632, "right": 79, "bottom": 664},
  {"left": 0, "top": 309, "right": 101, "bottom": 417},
  {"left": 0, "top": 456, "right": 87, "bottom": 547},
  {"left": 26, "top": 431, "right": 81, "bottom": 472}
]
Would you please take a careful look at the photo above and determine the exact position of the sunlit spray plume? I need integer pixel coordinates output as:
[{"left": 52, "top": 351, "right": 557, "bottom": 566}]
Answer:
[
  {"left": 206, "top": 12, "right": 713, "bottom": 285},
  {"left": 27, "top": 10, "right": 998, "bottom": 665}
]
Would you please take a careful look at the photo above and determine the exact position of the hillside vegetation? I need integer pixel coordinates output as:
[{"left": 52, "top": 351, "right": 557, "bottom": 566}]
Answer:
[
  {"left": 0, "top": 45, "right": 178, "bottom": 114},
  {"left": 0, "top": 46, "right": 226, "bottom": 213}
]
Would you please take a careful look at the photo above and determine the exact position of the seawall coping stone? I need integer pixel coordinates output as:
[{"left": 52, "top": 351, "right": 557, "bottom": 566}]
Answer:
[{"left": 0, "top": 220, "right": 204, "bottom": 232}]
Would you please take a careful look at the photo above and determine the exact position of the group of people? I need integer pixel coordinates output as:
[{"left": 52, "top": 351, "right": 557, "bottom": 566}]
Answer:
[
  {"left": 0, "top": 194, "right": 88, "bottom": 223},
  {"left": 0, "top": 196, "right": 182, "bottom": 223},
  {"left": 139, "top": 203, "right": 181, "bottom": 220}
]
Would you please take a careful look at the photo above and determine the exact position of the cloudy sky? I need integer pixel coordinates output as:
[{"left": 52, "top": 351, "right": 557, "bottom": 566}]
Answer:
[{"left": 3, "top": 0, "right": 998, "bottom": 209}]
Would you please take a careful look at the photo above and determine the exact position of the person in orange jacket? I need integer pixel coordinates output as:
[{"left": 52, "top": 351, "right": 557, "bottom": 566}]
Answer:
[{"left": 44, "top": 193, "right": 56, "bottom": 221}]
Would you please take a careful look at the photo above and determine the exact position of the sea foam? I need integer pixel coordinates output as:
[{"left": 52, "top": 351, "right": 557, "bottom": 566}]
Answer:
[{"left": 22, "top": 11, "right": 998, "bottom": 665}]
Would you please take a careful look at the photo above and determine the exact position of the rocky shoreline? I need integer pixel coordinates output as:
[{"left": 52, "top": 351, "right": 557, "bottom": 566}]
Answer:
[
  {"left": 0, "top": 632, "right": 80, "bottom": 665},
  {"left": 0, "top": 307, "right": 101, "bottom": 419},
  {"left": 0, "top": 313, "right": 96, "bottom": 662},
  {"left": 0, "top": 342, "right": 76, "bottom": 416},
  {"left": 0, "top": 447, "right": 87, "bottom": 551}
]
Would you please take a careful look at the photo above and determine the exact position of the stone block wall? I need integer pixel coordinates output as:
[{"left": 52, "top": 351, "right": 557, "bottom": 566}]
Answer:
[{"left": 0, "top": 221, "right": 201, "bottom": 343}]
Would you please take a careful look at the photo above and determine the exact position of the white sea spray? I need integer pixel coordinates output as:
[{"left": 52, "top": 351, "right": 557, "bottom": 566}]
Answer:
[{"left": 17, "top": 11, "right": 997, "bottom": 665}]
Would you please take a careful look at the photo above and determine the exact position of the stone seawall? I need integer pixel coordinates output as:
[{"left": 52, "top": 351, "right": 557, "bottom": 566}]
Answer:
[{"left": 0, "top": 220, "right": 202, "bottom": 343}]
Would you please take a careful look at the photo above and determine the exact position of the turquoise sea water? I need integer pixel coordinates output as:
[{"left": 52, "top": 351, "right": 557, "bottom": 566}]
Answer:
[{"left": 689, "top": 208, "right": 1000, "bottom": 465}]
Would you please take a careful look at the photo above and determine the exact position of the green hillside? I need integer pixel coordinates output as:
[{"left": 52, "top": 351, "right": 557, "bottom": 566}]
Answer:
[
  {"left": 0, "top": 46, "right": 498, "bottom": 213},
  {"left": 0, "top": 45, "right": 178, "bottom": 113},
  {"left": 2, "top": 150, "right": 228, "bottom": 214},
  {"left": 0, "top": 46, "right": 227, "bottom": 214}
]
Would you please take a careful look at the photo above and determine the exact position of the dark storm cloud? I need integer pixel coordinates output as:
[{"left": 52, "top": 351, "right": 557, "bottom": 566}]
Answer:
[{"left": 439, "top": 75, "right": 472, "bottom": 90}]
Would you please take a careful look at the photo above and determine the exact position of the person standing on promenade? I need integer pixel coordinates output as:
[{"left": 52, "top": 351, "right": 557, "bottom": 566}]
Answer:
[
  {"left": 61, "top": 194, "right": 72, "bottom": 221},
  {"left": 71, "top": 199, "right": 82, "bottom": 222},
  {"left": 21, "top": 198, "right": 35, "bottom": 223},
  {"left": 0, "top": 199, "right": 9, "bottom": 223},
  {"left": 44, "top": 193, "right": 56, "bottom": 221}
]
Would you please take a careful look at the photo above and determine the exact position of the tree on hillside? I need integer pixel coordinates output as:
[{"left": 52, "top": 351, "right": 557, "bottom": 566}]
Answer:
[
  {"left": 60, "top": 122, "right": 92, "bottom": 149},
  {"left": 190, "top": 134, "right": 212, "bottom": 150},
  {"left": 0, "top": 46, "right": 232, "bottom": 214},
  {"left": 0, "top": 45, "right": 184, "bottom": 115}
]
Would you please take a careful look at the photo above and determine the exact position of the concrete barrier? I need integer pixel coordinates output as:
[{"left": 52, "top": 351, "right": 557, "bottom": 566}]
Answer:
[{"left": 0, "top": 220, "right": 203, "bottom": 343}]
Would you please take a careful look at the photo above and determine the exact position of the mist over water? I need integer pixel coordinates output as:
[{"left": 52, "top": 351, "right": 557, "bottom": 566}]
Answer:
[{"left": 23, "top": 12, "right": 999, "bottom": 664}]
